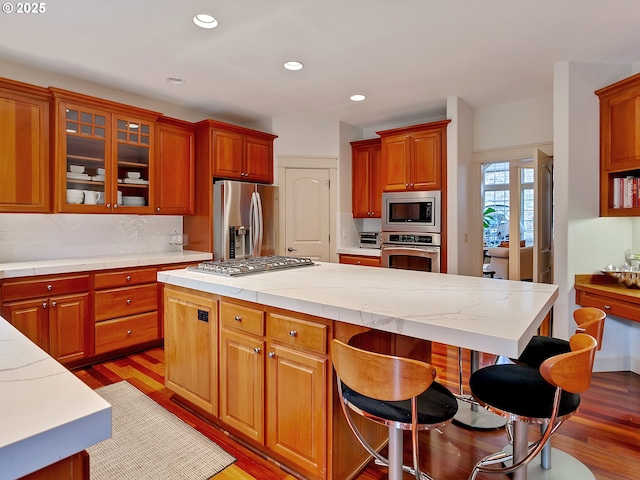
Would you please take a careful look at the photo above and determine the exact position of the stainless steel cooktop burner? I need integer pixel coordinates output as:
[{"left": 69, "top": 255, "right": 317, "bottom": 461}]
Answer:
[{"left": 188, "top": 255, "right": 315, "bottom": 277}]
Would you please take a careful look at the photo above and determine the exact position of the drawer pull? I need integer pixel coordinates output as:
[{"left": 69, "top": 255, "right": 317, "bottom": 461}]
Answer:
[
  {"left": 234, "top": 315, "right": 242, "bottom": 322},
  {"left": 126, "top": 299, "right": 132, "bottom": 305},
  {"left": 268, "top": 352, "right": 275, "bottom": 358},
  {"left": 126, "top": 275, "right": 131, "bottom": 281},
  {"left": 604, "top": 305, "right": 611, "bottom": 310},
  {"left": 47, "top": 284, "right": 52, "bottom": 291},
  {"left": 51, "top": 301, "right": 57, "bottom": 307},
  {"left": 127, "top": 330, "right": 132, "bottom": 336},
  {"left": 253, "top": 347, "right": 261, "bottom": 354},
  {"left": 289, "top": 330, "right": 297, "bottom": 337}
]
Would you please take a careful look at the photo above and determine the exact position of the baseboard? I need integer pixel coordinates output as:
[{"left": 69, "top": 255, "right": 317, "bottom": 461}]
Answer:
[{"left": 593, "top": 354, "right": 634, "bottom": 373}]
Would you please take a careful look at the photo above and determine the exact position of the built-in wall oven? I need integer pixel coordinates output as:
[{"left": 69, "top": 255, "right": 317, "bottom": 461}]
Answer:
[
  {"left": 381, "top": 190, "right": 442, "bottom": 273},
  {"left": 381, "top": 232, "right": 441, "bottom": 272}
]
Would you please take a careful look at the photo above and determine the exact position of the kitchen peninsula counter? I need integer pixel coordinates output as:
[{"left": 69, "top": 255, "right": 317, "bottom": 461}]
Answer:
[
  {"left": 159, "top": 262, "right": 558, "bottom": 358},
  {"left": 0, "top": 250, "right": 212, "bottom": 279},
  {"left": 0, "top": 316, "right": 111, "bottom": 480}
]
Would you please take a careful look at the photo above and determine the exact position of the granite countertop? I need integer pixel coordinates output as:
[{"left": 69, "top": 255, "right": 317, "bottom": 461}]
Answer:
[
  {"left": 0, "top": 250, "right": 212, "bottom": 279},
  {"left": 158, "top": 262, "right": 559, "bottom": 358},
  {"left": 0, "top": 317, "right": 112, "bottom": 480}
]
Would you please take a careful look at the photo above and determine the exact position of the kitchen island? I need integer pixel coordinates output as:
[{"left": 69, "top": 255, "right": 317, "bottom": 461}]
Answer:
[
  {"left": 158, "top": 262, "right": 559, "bottom": 480},
  {"left": 159, "top": 261, "right": 558, "bottom": 358}
]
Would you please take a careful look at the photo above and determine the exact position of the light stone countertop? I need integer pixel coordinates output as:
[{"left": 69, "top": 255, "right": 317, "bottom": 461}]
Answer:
[
  {"left": 0, "top": 317, "right": 112, "bottom": 480},
  {"left": 158, "top": 262, "right": 559, "bottom": 359},
  {"left": 0, "top": 250, "right": 212, "bottom": 279},
  {"left": 336, "top": 247, "right": 381, "bottom": 257}
]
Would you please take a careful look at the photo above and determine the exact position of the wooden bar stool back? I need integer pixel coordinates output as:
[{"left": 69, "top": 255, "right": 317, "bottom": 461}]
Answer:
[
  {"left": 331, "top": 338, "right": 458, "bottom": 480},
  {"left": 468, "top": 333, "right": 598, "bottom": 480}
]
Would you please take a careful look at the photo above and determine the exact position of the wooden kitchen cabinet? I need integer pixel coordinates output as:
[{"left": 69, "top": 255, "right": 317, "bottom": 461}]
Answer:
[
  {"left": 155, "top": 116, "right": 195, "bottom": 214},
  {"left": 196, "top": 119, "right": 277, "bottom": 183},
  {"left": 219, "top": 300, "right": 265, "bottom": 442},
  {"left": 595, "top": 72, "right": 640, "bottom": 216},
  {"left": 220, "top": 327, "right": 265, "bottom": 440},
  {"left": 0, "top": 274, "right": 90, "bottom": 365},
  {"left": 93, "top": 267, "right": 160, "bottom": 355},
  {"left": 377, "top": 120, "right": 450, "bottom": 192},
  {"left": 266, "top": 312, "right": 328, "bottom": 480},
  {"left": 351, "top": 138, "right": 382, "bottom": 218},
  {"left": 51, "top": 88, "right": 160, "bottom": 214},
  {"left": 339, "top": 254, "right": 381, "bottom": 267},
  {"left": 164, "top": 286, "right": 218, "bottom": 415},
  {"left": 0, "top": 78, "right": 51, "bottom": 213}
]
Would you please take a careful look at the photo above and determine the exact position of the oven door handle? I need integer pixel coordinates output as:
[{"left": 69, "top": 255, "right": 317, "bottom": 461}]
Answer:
[{"left": 383, "top": 246, "right": 440, "bottom": 254}]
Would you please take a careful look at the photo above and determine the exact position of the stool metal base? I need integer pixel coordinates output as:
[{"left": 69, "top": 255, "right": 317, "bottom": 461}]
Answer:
[
  {"left": 502, "top": 445, "right": 596, "bottom": 479},
  {"left": 452, "top": 397, "right": 506, "bottom": 430}
]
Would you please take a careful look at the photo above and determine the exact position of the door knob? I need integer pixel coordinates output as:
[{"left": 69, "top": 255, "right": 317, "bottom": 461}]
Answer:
[{"left": 287, "top": 247, "right": 297, "bottom": 252}]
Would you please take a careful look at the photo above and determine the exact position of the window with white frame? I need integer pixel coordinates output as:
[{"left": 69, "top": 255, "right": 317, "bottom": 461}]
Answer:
[{"left": 482, "top": 162, "right": 534, "bottom": 247}]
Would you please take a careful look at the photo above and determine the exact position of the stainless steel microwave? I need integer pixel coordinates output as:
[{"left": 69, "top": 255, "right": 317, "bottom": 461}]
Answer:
[{"left": 381, "top": 190, "right": 441, "bottom": 233}]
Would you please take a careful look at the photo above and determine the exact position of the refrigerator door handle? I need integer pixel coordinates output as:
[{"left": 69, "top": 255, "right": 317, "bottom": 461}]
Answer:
[
  {"left": 256, "top": 191, "right": 264, "bottom": 255},
  {"left": 250, "top": 191, "right": 263, "bottom": 257}
]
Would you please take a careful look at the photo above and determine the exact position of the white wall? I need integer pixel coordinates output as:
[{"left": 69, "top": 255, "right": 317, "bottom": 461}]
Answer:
[
  {"left": 474, "top": 95, "right": 553, "bottom": 151},
  {"left": 554, "top": 61, "right": 639, "bottom": 373},
  {"left": 446, "top": 97, "right": 474, "bottom": 276}
]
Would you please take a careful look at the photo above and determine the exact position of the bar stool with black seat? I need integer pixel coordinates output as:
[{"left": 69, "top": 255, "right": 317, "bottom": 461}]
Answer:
[
  {"left": 467, "top": 333, "right": 598, "bottom": 480},
  {"left": 331, "top": 338, "right": 459, "bottom": 480},
  {"left": 517, "top": 306, "right": 605, "bottom": 369}
]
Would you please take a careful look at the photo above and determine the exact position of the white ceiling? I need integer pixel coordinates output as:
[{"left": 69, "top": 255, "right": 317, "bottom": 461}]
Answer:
[{"left": 2, "top": 0, "right": 640, "bottom": 130}]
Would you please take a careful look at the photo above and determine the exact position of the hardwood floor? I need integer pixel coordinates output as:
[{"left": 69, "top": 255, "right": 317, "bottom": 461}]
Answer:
[{"left": 74, "top": 344, "right": 640, "bottom": 480}]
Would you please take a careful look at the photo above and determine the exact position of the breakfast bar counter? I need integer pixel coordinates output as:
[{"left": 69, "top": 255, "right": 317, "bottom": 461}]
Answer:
[{"left": 159, "top": 261, "right": 558, "bottom": 359}]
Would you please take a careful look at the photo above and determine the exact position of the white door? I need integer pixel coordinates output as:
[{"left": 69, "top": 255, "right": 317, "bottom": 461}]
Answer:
[
  {"left": 534, "top": 149, "right": 554, "bottom": 283},
  {"left": 283, "top": 168, "right": 331, "bottom": 261}
]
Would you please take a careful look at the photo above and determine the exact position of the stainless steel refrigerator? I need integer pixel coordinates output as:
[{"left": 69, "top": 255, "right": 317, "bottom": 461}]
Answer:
[{"left": 213, "top": 180, "right": 278, "bottom": 261}]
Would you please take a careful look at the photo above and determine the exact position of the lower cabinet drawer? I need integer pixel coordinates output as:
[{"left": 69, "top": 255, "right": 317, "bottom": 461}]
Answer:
[
  {"left": 95, "top": 312, "right": 159, "bottom": 355},
  {"left": 576, "top": 290, "right": 640, "bottom": 322},
  {"left": 339, "top": 254, "right": 381, "bottom": 267},
  {"left": 267, "top": 312, "right": 327, "bottom": 353},
  {"left": 94, "top": 284, "right": 158, "bottom": 321}
]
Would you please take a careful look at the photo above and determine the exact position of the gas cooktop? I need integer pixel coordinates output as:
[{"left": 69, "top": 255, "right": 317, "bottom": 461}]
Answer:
[{"left": 188, "top": 255, "right": 315, "bottom": 277}]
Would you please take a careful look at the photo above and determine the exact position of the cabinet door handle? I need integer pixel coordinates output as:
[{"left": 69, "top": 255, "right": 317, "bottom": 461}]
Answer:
[
  {"left": 126, "top": 299, "right": 132, "bottom": 305},
  {"left": 268, "top": 352, "right": 275, "bottom": 358},
  {"left": 126, "top": 275, "right": 131, "bottom": 281},
  {"left": 42, "top": 302, "right": 47, "bottom": 309},
  {"left": 234, "top": 315, "right": 242, "bottom": 322},
  {"left": 405, "top": 183, "right": 409, "bottom": 187},
  {"left": 289, "top": 330, "right": 297, "bottom": 337},
  {"left": 106, "top": 203, "right": 111, "bottom": 208},
  {"left": 604, "top": 305, "right": 611, "bottom": 310},
  {"left": 410, "top": 183, "right": 414, "bottom": 187},
  {"left": 253, "top": 347, "right": 261, "bottom": 354},
  {"left": 127, "top": 330, "right": 132, "bottom": 336},
  {"left": 51, "top": 301, "right": 57, "bottom": 307}
]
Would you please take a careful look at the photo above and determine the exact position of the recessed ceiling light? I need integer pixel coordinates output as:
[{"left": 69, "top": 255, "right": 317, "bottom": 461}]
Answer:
[
  {"left": 193, "top": 14, "right": 218, "bottom": 29},
  {"left": 350, "top": 94, "right": 366, "bottom": 102},
  {"left": 166, "top": 77, "right": 185, "bottom": 85},
  {"left": 283, "top": 61, "right": 304, "bottom": 71}
]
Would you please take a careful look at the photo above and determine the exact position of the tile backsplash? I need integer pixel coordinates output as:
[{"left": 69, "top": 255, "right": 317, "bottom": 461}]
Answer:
[{"left": 0, "top": 214, "right": 183, "bottom": 263}]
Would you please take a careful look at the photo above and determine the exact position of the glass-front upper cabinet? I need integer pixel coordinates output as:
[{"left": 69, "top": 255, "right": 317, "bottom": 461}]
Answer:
[
  {"left": 52, "top": 88, "right": 159, "bottom": 213},
  {"left": 115, "top": 116, "right": 153, "bottom": 211},
  {"left": 63, "top": 106, "right": 109, "bottom": 211}
]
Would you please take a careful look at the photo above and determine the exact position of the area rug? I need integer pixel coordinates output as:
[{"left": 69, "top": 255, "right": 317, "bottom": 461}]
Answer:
[{"left": 89, "top": 381, "right": 235, "bottom": 479}]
